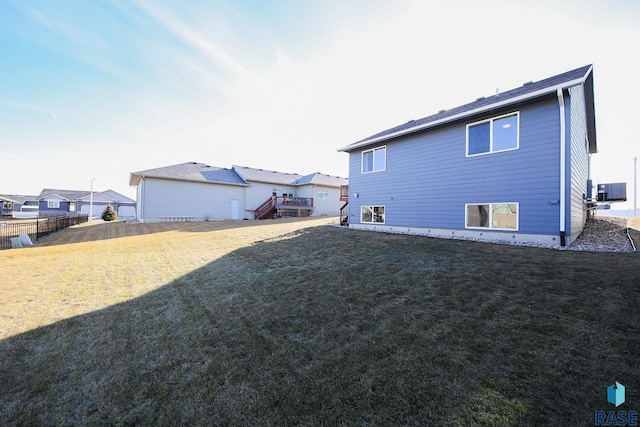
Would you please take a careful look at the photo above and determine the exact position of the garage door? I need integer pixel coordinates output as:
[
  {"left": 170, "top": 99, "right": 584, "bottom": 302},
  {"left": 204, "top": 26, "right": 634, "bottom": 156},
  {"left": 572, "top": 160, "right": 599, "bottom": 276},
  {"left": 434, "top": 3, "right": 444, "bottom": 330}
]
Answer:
[
  {"left": 81, "top": 204, "right": 108, "bottom": 217},
  {"left": 118, "top": 206, "right": 136, "bottom": 218}
]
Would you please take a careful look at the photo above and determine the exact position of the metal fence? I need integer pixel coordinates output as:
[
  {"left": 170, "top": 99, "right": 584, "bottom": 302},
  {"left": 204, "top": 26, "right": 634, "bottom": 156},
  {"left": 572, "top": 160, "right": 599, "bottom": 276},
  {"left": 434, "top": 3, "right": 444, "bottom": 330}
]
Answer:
[{"left": 0, "top": 214, "right": 89, "bottom": 250}]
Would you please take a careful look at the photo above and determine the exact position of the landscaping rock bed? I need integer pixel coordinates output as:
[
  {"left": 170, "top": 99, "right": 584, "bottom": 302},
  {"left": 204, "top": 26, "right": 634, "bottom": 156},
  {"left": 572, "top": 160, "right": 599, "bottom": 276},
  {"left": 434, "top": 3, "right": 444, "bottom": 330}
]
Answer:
[{"left": 567, "top": 216, "right": 635, "bottom": 252}]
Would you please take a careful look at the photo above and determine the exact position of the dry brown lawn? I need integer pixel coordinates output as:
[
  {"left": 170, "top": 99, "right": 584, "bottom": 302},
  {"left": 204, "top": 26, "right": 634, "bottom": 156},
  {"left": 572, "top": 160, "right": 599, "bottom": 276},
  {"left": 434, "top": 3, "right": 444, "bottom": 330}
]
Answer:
[
  {"left": 0, "top": 217, "right": 336, "bottom": 339},
  {"left": 0, "top": 216, "right": 638, "bottom": 426}
]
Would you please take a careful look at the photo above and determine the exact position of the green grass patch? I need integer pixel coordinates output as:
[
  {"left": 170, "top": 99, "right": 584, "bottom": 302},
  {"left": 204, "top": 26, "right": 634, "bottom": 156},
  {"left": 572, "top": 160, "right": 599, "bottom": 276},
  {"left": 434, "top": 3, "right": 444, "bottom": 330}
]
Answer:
[{"left": 0, "top": 220, "right": 638, "bottom": 425}]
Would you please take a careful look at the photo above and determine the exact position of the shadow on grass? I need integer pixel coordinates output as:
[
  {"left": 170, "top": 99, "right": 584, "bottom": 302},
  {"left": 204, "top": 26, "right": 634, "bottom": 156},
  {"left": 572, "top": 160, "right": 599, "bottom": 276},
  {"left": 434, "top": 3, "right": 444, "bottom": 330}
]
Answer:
[{"left": 1, "top": 225, "right": 638, "bottom": 426}]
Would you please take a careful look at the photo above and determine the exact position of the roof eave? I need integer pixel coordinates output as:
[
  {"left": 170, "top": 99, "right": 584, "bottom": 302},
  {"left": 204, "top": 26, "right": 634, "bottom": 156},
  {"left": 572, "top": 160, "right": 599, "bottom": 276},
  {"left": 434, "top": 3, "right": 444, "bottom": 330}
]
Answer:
[
  {"left": 338, "top": 71, "right": 592, "bottom": 153},
  {"left": 129, "top": 173, "right": 249, "bottom": 187}
]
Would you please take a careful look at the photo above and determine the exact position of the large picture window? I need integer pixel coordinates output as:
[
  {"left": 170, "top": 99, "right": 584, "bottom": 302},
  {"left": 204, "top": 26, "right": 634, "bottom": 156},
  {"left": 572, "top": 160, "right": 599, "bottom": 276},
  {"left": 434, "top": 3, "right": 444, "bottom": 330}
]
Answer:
[
  {"left": 47, "top": 200, "right": 60, "bottom": 208},
  {"left": 361, "top": 205, "right": 385, "bottom": 224},
  {"left": 362, "top": 146, "right": 386, "bottom": 173},
  {"left": 466, "top": 203, "right": 518, "bottom": 230},
  {"left": 467, "top": 113, "right": 519, "bottom": 156}
]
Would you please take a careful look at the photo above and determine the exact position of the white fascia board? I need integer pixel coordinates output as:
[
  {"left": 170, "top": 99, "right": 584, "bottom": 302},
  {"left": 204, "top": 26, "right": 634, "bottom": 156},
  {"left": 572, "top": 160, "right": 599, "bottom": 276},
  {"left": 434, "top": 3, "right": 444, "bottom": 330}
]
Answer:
[
  {"left": 38, "top": 193, "right": 69, "bottom": 201},
  {"left": 129, "top": 173, "right": 142, "bottom": 187},
  {"left": 337, "top": 74, "right": 590, "bottom": 153},
  {"left": 139, "top": 174, "right": 249, "bottom": 187}
]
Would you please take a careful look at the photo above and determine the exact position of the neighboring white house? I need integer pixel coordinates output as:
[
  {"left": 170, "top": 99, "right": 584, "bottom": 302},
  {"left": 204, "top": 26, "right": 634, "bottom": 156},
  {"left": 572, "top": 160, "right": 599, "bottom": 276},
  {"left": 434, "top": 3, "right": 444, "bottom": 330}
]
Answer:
[{"left": 129, "top": 162, "right": 348, "bottom": 223}]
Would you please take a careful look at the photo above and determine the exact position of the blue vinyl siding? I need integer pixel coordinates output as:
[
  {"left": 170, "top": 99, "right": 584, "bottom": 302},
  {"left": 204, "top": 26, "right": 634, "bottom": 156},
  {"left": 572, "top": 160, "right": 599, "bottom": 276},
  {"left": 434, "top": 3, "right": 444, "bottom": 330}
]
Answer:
[
  {"left": 567, "top": 85, "right": 590, "bottom": 241},
  {"left": 39, "top": 200, "right": 71, "bottom": 212},
  {"left": 348, "top": 99, "right": 562, "bottom": 235}
]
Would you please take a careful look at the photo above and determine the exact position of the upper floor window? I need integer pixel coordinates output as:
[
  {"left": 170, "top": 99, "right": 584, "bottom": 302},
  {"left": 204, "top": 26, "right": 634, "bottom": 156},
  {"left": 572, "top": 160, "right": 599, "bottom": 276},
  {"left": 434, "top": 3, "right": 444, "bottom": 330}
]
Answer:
[
  {"left": 317, "top": 190, "right": 328, "bottom": 200},
  {"left": 362, "top": 146, "right": 386, "bottom": 173},
  {"left": 467, "top": 112, "right": 519, "bottom": 156}
]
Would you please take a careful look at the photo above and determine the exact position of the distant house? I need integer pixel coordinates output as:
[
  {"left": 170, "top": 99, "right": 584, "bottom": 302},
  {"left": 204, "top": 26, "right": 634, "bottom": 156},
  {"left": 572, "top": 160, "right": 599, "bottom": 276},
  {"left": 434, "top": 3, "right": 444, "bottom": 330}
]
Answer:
[
  {"left": 129, "top": 163, "right": 348, "bottom": 222},
  {"left": 38, "top": 189, "right": 136, "bottom": 219},
  {"left": 0, "top": 194, "right": 39, "bottom": 218},
  {"left": 338, "top": 64, "right": 597, "bottom": 246}
]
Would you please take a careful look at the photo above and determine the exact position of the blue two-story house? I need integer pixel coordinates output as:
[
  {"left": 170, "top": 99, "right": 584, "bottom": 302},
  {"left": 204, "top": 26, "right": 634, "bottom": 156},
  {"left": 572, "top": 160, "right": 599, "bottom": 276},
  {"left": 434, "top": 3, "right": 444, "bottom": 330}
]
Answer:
[{"left": 338, "top": 64, "right": 596, "bottom": 247}]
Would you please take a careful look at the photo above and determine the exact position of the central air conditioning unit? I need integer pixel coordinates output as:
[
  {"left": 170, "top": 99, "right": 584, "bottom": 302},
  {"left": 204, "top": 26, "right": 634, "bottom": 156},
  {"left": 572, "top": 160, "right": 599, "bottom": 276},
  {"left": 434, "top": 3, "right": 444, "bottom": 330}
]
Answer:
[{"left": 597, "top": 183, "right": 627, "bottom": 202}]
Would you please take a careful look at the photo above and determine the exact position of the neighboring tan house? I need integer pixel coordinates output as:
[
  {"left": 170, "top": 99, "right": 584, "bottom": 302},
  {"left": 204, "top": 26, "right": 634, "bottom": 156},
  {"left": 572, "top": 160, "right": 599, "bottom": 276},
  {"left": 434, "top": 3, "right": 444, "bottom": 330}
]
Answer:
[
  {"left": 38, "top": 189, "right": 136, "bottom": 218},
  {"left": 338, "top": 64, "right": 597, "bottom": 247},
  {"left": 129, "top": 163, "right": 348, "bottom": 222}
]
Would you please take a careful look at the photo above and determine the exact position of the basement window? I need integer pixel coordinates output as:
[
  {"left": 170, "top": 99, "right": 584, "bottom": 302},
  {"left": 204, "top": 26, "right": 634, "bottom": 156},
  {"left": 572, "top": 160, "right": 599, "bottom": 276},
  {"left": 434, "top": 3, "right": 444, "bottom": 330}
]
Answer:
[
  {"left": 467, "top": 112, "right": 519, "bottom": 156},
  {"left": 361, "top": 205, "right": 385, "bottom": 224},
  {"left": 466, "top": 203, "right": 518, "bottom": 230}
]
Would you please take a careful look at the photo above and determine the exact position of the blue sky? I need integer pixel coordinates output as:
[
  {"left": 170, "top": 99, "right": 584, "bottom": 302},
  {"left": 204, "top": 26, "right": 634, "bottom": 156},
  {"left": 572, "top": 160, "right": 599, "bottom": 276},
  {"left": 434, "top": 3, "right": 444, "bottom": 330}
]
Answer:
[{"left": 1, "top": 0, "right": 639, "bottom": 207}]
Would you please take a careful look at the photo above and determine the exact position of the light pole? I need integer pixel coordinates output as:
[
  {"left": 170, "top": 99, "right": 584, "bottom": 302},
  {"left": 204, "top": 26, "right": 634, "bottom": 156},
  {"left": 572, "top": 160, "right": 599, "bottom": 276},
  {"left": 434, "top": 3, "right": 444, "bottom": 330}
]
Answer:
[
  {"left": 90, "top": 178, "right": 95, "bottom": 222},
  {"left": 634, "top": 157, "right": 637, "bottom": 217}
]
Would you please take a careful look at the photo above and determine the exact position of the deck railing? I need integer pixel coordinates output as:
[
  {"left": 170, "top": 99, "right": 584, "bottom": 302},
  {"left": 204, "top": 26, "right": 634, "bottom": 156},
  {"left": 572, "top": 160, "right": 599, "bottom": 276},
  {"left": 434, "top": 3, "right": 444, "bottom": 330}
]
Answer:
[
  {"left": 340, "top": 185, "right": 349, "bottom": 201},
  {"left": 278, "top": 196, "right": 313, "bottom": 208}
]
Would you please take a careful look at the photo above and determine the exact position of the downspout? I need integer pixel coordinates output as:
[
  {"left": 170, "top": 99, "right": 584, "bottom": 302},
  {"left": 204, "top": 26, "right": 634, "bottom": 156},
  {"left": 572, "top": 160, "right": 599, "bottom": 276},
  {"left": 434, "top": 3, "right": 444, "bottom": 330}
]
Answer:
[
  {"left": 557, "top": 88, "right": 566, "bottom": 246},
  {"left": 138, "top": 176, "right": 145, "bottom": 223}
]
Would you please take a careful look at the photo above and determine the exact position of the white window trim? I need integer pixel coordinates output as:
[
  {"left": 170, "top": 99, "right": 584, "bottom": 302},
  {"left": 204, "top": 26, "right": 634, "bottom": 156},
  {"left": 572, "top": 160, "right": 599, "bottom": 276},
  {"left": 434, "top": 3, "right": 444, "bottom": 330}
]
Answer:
[
  {"left": 466, "top": 111, "right": 520, "bottom": 157},
  {"left": 465, "top": 202, "right": 519, "bottom": 231},
  {"left": 361, "top": 146, "right": 386, "bottom": 174},
  {"left": 361, "top": 205, "right": 386, "bottom": 224},
  {"left": 47, "top": 200, "right": 60, "bottom": 208}
]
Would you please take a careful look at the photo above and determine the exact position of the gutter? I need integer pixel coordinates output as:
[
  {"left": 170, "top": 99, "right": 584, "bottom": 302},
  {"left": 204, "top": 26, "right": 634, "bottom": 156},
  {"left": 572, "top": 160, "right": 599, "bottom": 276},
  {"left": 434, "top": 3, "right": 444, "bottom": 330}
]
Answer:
[
  {"left": 557, "top": 88, "right": 566, "bottom": 246},
  {"left": 338, "top": 71, "right": 591, "bottom": 153},
  {"left": 139, "top": 176, "right": 144, "bottom": 222}
]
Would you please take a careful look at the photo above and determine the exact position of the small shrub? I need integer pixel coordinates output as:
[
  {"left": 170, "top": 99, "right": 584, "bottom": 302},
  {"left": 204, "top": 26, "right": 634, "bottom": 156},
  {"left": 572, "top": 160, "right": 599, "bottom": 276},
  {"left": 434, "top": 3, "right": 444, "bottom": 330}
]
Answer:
[{"left": 101, "top": 205, "right": 118, "bottom": 221}]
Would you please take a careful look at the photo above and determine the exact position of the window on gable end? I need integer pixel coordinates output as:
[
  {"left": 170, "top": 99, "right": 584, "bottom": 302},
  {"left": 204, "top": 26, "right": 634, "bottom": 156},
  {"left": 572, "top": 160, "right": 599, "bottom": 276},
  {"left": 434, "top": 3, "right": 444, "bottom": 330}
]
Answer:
[
  {"left": 362, "top": 146, "right": 386, "bottom": 173},
  {"left": 467, "top": 112, "right": 519, "bottom": 156}
]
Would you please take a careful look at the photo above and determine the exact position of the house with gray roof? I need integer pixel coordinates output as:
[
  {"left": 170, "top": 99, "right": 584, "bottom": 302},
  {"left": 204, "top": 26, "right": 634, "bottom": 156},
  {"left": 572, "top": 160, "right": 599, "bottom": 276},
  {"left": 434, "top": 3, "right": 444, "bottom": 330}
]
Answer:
[
  {"left": 338, "top": 64, "right": 597, "bottom": 246},
  {"left": 38, "top": 189, "right": 136, "bottom": 219},
  {"left": 129, "top": 163, "right": 348, "bottom": 222},
  {"left": 0, "top": 194, "right": 39, "bottom": 218}
]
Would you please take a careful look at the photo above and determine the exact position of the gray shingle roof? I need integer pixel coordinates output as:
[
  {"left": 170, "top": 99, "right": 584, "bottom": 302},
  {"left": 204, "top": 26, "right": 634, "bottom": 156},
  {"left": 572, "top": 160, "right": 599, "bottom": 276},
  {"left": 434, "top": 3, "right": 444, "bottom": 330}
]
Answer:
[
  {"left": 38, "top": 189, "right": 132, "bottom": 203},
  {"left": 131, "top": 163, "right": 347, "bottom": 188},
  {"left": 39, "top": 189, "right": 92, "bottom": 201},
  {"left": 0, "top": 195, "right": 20, "bottom": 203},
  {"left": 232, "top": 165, "right": 303, "bottom": 185},
  {"left": 339, "top": 64, "right": 595, "bottom": 152},
  {"left": 291, "top": 172, "right": 348, "bottom": 187},
  {"left": 130, "top": 162, "right": 248, "bottom": 187}
]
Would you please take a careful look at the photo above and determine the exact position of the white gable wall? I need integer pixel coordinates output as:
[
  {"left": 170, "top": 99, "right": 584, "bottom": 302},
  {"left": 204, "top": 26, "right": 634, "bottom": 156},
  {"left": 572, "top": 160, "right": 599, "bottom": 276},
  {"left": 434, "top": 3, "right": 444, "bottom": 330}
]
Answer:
[
  {"left": 294, "top": 185, "right": 344, "bottom": 216},
  {"left": 244, "top": 182, "right": 281, "bottom": 218},
  {"left": 310, "top": 185, "right": 344, "bottom": 216},
  {"left": 138, "top": 177, "right": 246, "bottom": 222}
]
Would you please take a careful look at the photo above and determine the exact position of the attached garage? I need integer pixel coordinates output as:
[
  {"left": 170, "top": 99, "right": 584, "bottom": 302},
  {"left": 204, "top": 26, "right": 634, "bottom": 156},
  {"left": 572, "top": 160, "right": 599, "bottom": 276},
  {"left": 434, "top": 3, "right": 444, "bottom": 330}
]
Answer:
[
  {"left": 118, "top": 205, "right": 136, "bottom": 218},
  {"left": 81, "top": 204, "right": 108, "bottom": 217}
]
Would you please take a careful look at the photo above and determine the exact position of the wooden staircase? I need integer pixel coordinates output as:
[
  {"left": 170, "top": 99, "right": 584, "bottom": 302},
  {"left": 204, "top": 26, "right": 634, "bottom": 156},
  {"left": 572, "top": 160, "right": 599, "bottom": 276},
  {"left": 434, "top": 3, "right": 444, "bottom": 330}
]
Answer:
[
  {"left": 340, "top": 202, "right": 348, "bottom": 226},
  {"left": 254, "top": 198, "right": 277, "bottom": 220}
]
